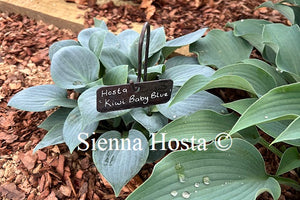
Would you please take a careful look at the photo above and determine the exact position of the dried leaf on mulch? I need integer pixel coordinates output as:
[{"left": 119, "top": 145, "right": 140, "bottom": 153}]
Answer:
[
  {"left": 140, "top": 0, "right": 156, "bottom": 20},
  {"left": 0, "top": 183, "right": 26, "bottom": 200}
]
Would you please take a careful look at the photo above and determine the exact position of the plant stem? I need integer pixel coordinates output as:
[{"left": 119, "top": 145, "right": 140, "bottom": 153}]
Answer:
[
  {"left": 258, "top": 137, "right": 283, "bottom": 158},
  {"left": 273, "top": 176, "right": 300, "bottom": 191}
]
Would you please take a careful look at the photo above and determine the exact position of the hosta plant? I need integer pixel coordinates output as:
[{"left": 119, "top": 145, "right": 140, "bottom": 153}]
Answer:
[
  {"left": 8, "top": 19, "right": 227, "bottom": 196},
  {"left": 129, "top": 2, "right": 300, "bottom": 200}
]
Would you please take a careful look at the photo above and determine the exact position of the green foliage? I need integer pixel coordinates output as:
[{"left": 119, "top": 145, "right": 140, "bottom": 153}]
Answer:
[
  {"left": 92, "top": 129, "right": 149, "bottom": 196},
  {"left": 8, "top": 19, "right": 223, "bottom": 197},
  {"left": 259, "top": 1, "right": 300, "bottom": 25},
  {"left": 8, "top": 4, "right": 300, "bottom": 198},
  {"left": 127, "top": 139, "right": 280, "bottom": 200}
]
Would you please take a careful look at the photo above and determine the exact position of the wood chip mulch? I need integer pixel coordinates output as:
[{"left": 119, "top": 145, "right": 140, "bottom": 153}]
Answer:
[
  {"left": 0, "top": 0, "right": 300, "bottom": 199},
  {"left": 84, "top": 0, "right": 287, "bottom": 39}
]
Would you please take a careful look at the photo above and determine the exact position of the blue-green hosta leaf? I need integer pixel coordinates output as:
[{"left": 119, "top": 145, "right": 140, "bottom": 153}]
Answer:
[
  {"left": 51, "top": 46, "right": 100, "bottom": 89},
  {"left": 224, "top": 98, "right": 300, "bottom": 146},
  {"left": 258, "top": 1, "right": 297, "bottom": 24},
  {"left": 100, "top": 47, "right": 131, "bottom": 69},
  {"left": 93, "top": 18, "right": 108, "bottom": 30},
  {"left": 44, "top": 98, "right": 77, "bottom": 108},
  {"left": 129, "top": 27, "right": 166, "bottom": 68},
  {"left": 226, "top": 19, "right": 272, "bottom": 52},
  {"left": 170, "top": 63, "right": 276, "bottom": 106},
  {"left": 8, "top": 85, "right": 67, "bottom": 112},
  {"left": 121, "top": 112, "right": 135, "bottom": 126},
  {"left": 127, "top": 139, "right": 281, "bottom": 200},
  {"left": 63, "top": 107, "right": 99, "bottom": 152},
  {"left": 147, "top": 50, "right": 162, "bottom": 67},
  {"left": 88, "top": 30, "right": 107, "bottom": 58},
  {"left": 157, "top": 88, "right": 227, "bottom": 120},
  {"left": 143, "top": 64, "right": 165, "bottom": 74},
  {"left": 271, "top": 116, "right": 300, "bottom": 145},
  {"left": 162, "top": 28, "right": 207, "bottom": 58},
  {"left": 78, "top": 85, "right": 130, "bottom": 124},
  {"left": 92, "top": 129, "right": 149, "bottom": 196},
  {"left": 103, "top": 65, "right": 128, "bottom": 85},
  {"left": 117, "top": 29, "right": 140, "bottom": 55},
  {"left": 102, "top": 32, "right": 120, "bottom": 49},
  {"left": 38, "top": 108, "right": 72, "bottom": 131},
  {"left": 152, "top": 110, "right": 238, "bottom": 144},
  {"left": 230, "top": 83, "right": 300, "bottom": 134},
  {"left": 78, "top": 27, "right": 104, "bottom": 48},
  {"left": 276, "top": 147, "right": 300, "bottom": 175},
  {"left": 170, "top": 75, "right": 253, "bottom": 106},
  {"left": 213, "top": 63, "right": 276, "bottom": 96},
  {"left": 33, "top": 124, "right": 64, "bottom": 153},
  {"left": 147, "top": 143, "right": 167, "bottom": 163},
  {"left": 282, "top": 0, "right": 300, "bottom": 5},
  {"left": 160, "top": 64, "right": 215, "bottom": 86},
  {"left": 149, "top": 27, "right": 166, "bottom": 56},
  {"left": 190, "top": 30, "right": 252, "bottom": 69},
  {"left": 223, "top": 98, "right": 257, "bottom": 114},
  {"left": 241, "top": 59, "right": 287, "bottom": 86},
  {"left": 262, "top": 24, "right": 300, "bottom": 76},
  {"left": 130, "top": 108, "right": 168, "bottom": 133},
  {"left": 164, "top": 56, "right": 199, "bottom": 69},
  {"left": 49, "top": 40, "right": 79, "bottom": 60}
]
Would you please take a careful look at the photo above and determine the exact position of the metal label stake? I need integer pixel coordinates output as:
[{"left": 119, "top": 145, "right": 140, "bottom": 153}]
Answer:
[{"left": 97, "top": 22, "right": 173, "bottom": 113}]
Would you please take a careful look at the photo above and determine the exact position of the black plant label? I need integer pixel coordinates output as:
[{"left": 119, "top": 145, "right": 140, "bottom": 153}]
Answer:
[{"left": 97, "top": 80, "right": 173, "bottom": 112}]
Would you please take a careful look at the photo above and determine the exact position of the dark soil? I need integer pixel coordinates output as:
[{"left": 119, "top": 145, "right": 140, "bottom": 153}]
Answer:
[{"left": 0, "top": 0, "right": 299, "bottom": 199}]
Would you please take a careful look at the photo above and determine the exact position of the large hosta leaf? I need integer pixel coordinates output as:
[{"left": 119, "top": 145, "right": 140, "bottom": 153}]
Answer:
[
  {"left": 51, "top": 46, "right": 100, "bottom": 89},
  {"left": 8, "top": 85, "right": 67, "bottom": 112},
  {"left": 78, "top": 27, "right": 104, "bottom": 48},
  {"left": 224, "top": 98, "right": 300, "bottom": 146},
  {"left": 226, "top": 19, "right": 272, "bottom": 52},
  {"left": 100, "top": 47, "right": 131, "bottom": 69},
  {"left": 170, "top": 63, "right": 276, "bottom": 106},
  {"left": 117, "top": 30, "right": 139, "bottom": 55},
  {"left": 157, "top": 88, "right": 226, "bottom": 120},
  {"left": 94, "top": 18, "right": 108, "bottom": 30},
  {"left": 241, "top": 59, "right": 287, "bottom": 86},
  {"left": 259, "top": 1, "right": 300, "bottom": 25},
  {"left": 88, "top": 30, "right": 107, "bottom": 58},
  {"left": 164, "top": 56, "right": 199, "bottom": 69},
  {"left": 63, "top": 107, "right": 99, "bottom": 152},
  {"left": 230, "top": 83, "right": 300, "bottom": 134},
  {"left": 262, "top": 24, "right": 300, "bottom": 76},
  {"left": 44, "top": 98, "right": 77, "bottom": 108},
  {"left": 92, "top": 130, "right": 149, "bottom": 196},
  {"left": 130, "top": 108, "right": 168, "bottom": 133},
  {"left": 33, "top": 124, "right": 64, "bottom": 153},
  {"left": 162, "top": 28, "right": 207, "bottom": 58},
  {"left": 271, "top": 116, "right": 300, "bottom": 145},
  {"left": 78, "top": 86, "right": 130, "bottom": 124},
  {"left": 103, "top": 65, "right": 128, "bottom": 85},
  {"left": 276, "top": 147, "right": 300, "bottom": 175},
  {"left": 152, "top": 110, "right": 238, "bottom": 144},
  {"left": 190, "top": 30, "right": 252, "bottom": 68},
  {"left": 160, "top": 64, "right": 214, "bottom": 86},
  {"left": 129, "top": 27, "right": 166, "bottom": 68},
  {"left": 212, "top": 63, "right": 276, "bottom": 95},
  {"left": 49, "top": 40, "right": 79, "bottom": 60},
  {"left": 38, "top": 107, "right": 72, "bottom": 131},
  {"left": 127, "top": 139, "right": 280, "bottom": 200}
]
